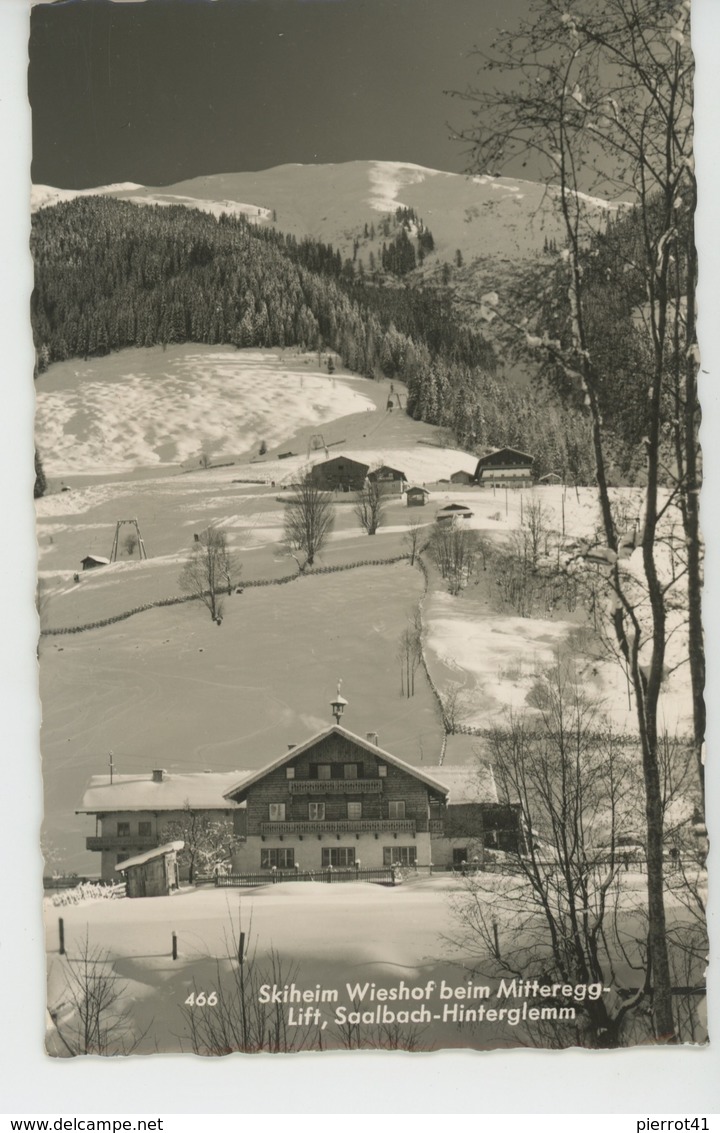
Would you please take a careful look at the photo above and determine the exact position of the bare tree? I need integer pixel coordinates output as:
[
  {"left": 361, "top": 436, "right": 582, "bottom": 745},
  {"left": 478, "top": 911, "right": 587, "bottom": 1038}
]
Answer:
[
  {"left": 283, "top": 479, "right": 335, "bottom": 569},
  {"left": 402, "top": 517, "right": 426, "bottom": 566},
  {"left": 163, "top": 803, "right": 240, "bottom": 884},
  {"left": 178, "top": 525, "right": 241, "bottom": 622},
  {"left": 448, "top": 660, "right": 656, "bottom": 1048},
  {"left": 428, "top": 520, "right": 479, "bottom": 595},
  {"left": 454, "top": 0, "right": 698, "bottom": 1041},
  {"left": 397, "top": 613, "right": 422, "bottom": 697},
  {"left": 180, "top": 923, "right": 310, "bottom": 1055},
  {"left": 48, "top": 934, "right": 147, "bottom": 1056},
  {"left": 353, "top": 479, "right": 387, "bottom": 535}
]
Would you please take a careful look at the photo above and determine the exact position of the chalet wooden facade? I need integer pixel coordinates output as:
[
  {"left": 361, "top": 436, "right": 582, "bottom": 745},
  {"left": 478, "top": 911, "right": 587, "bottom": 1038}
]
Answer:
[
  {"left": 475, "top": 447, "right": 534, "bottom": 487},
  {"left": 223, "top": 725, "right": 522, "bottom": 872},
  {"left": 309, "top": 455, "right": 369, "bottom": 492},
  {"left": 367, "top": 465, "right": 407, "bottom": 495}
]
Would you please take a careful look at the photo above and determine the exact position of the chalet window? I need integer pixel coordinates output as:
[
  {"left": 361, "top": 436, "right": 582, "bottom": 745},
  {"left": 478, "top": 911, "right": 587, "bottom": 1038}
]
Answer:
[
  {"left": 347, "top": 802, "right": 362, "bottom": 820},
  {"left": 343, "top": 763, "right": 358, "bottom": 780},
  {"left": 378, "top": 765, "right": 388, "bottom": 778},
  {"left": 310, "top": 764, "right": 332, "bottom": 780},
  {"left": 286, "top": 767, "right": 295, "bottom": 780},
  {"left": 322, "top": 847, "right": 355, "bottom": 868},
  {"left": 383, "top": 846, "right": 417, "bottom": 867},
  {"left": 308, "top": 802, "right": 325, "bottom": 821},
  {"left": 261, "top": 848, "right": 295, "bottom": 870},
  {"left": 138, "top": 821, "right": 152, "bottom": 837},
  {"left": 388, "top": 800, "right": 406, "bottom": 820},
  {"left": 117, "top": 822, "right": 130, "bottom": 837},
  {"left": 268, "top": 803, "right": 286, "bottom": 821}
]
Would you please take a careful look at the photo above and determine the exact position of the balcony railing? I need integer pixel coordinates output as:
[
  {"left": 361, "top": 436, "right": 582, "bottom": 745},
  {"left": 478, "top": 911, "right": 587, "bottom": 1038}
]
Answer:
[
  {"left": 428, "top": 820, "right": 445, "bottom": 835},
  {"left": 288, "top": 780, "right": 383, "bottom": 795},
  {"left": 86, "top": 835, "right": 158, "bottom": 852},
  {"left": 260, "top": 819, "right": 416, "bottom": 837}
]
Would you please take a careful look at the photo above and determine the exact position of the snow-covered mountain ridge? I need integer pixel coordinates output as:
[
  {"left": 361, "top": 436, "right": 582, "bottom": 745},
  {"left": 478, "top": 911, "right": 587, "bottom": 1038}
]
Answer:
[{"left": 32, "top": 159, "right": 625, "bottom": 263}]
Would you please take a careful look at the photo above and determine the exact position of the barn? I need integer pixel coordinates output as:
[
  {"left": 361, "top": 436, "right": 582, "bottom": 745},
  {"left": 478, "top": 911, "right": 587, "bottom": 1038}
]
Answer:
[
  {"left": 116, "top": 841, "right": 184, "bottom": 898},
  {"left": 450, "top": 470, "right": 475, "bottom": 485},
  {"left": 309, "top": 455, "right": 369, "bottom": 492},
  {"left": 406, "top": 486, "right": 430, "bottom": 507},
  {"left": 436, "top": 502, "right": 474, "bottom": 522},
  {"left": 367, "top": 465, "right": 407, "bottom": 495},
  {"left": 475, "top": 447, "right": 534, "bottom": 487},
  {"left": 80, "top": 555, "right": 110, "bottom": 571}
]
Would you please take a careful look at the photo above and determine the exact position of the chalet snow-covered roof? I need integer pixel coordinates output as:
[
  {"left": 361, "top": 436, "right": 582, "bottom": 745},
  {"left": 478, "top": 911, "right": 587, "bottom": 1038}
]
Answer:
[
  {"left": 223, "top": 725, "right": 451, "bottom": 803},
  {"left": 428, "top": 764, "right": 499, "bottom": 806},
  {"left": 116, "top": 841, "right": 184, "bottom": 872},
  {"left": 367, "top": 465, "right": 407, "bottom": 479},
  {"left": 77, "top": 771, "right": 250, "bottom": 814},
  {"left": 406, "top": 485, "right": 430, "bottom": 495},
  {"left": 476, "top": 447, "right": 533, "bottom": 467},
  {"left": 81, "top": 555, "right": 110, "bottom": 565}
]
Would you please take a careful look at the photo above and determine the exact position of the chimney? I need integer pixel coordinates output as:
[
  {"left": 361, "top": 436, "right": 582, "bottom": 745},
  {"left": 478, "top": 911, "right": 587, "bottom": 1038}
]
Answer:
[
  {"left": 366, "top": 732, "right": 379, "bottom": 747},
  {"left": 151, "top": 768, "right": 166, "bottom": 783}
]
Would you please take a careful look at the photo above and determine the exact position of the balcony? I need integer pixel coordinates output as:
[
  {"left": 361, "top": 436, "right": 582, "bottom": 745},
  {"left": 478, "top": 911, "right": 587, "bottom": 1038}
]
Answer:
[
  {"left": 288, "top": 780, "right": 383, "bottom": 795},
  {"left": 429, "top": 820, "right": 445, "bottom": 835},
  {"left": 260, "top": 819, "right": 416, "bottom": 837},
  {"left": 86, "top": 835, "right": 158, "bottom": 852}
]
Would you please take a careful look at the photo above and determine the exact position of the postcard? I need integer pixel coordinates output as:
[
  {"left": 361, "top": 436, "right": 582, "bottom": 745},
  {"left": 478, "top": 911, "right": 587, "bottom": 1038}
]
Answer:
[{"left": 29, "top": 0, "right": 707, "bottom": 1059}]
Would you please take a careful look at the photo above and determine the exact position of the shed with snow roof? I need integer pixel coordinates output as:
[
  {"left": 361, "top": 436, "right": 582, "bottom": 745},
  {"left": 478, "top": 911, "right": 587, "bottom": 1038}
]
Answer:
[
  {"left": 450, "top": 470, "right": 475, "bottom": 485},
  {"left": 406, "top": 486, "right": 430, "bottom": 507},
  {"left": 81, "top": 555, "right": 110, "bottom": 571},
  {"left": 116, "top": 841, "right": 184, "bottom": 898}
]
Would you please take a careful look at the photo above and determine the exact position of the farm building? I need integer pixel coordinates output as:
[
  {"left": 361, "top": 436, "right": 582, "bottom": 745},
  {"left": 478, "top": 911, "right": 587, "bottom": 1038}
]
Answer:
[
  {"left": 77, "top": 768, "right": 249, "bottom": 881},
  {"left": 78, "top": 710, "right": 523, "bottom": 879},
  {"left": 450, "top": 470, "right": 475, "bottom": 485},
  {"left": 80, "top": 555, "right": 110, "bottom": 571},
  {"left": 475, "top": 447, "right": 534, "bottom": 487},
  {"left": 406, "top": 486, "right": 430, "bottom": 507},
  {"left": 117, "top": 841, "right": 184, "bottom": 898},
  {"left": 367, "top": 465, "right": 407, "bottom": 495},
  {"left": 538, "top": 471, "right": 563, "bottom": 485},
  {"left": 436, "top": 502, "right": 474, "bottom": 522},
  {"left": 222, "top": 718, "right": 522, "bottom": 873},
  {"left": 309, "top": 455, "right": 369, "bottom": 492}
]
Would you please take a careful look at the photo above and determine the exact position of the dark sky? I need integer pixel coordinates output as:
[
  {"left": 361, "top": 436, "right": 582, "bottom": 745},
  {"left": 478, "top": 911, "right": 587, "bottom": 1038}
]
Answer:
[{"left": 29, "top": 0, "right": 529, "bottom": 188}]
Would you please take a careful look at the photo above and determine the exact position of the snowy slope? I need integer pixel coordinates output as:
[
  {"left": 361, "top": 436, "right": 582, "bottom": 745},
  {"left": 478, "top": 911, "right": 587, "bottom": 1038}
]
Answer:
[{"left": 32, "top": 160, "right": 624, "bottom": 262}]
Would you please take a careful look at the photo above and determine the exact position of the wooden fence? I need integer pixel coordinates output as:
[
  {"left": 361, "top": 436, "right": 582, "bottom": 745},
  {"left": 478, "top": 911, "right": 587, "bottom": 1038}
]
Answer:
[{"left": 215, "top": 867, "right": 396, "bottom": 888}]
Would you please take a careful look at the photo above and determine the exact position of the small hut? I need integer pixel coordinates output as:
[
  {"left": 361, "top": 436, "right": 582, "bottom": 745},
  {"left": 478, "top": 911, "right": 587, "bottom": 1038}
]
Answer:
[
  {"left": 450, "top": 469, "right": 474, "bottom": 485},
  {"left": 436, "top": 502, "right": 474, "bottom": 522},
  {"left": 406, "top": 486, "right": 430, "bottom": 507},
  {"left": 81, "top": 555, "right": 110, "bottom": 571},
  {"left": 117, "top": 840, "right": 184, "bottom": 898}
]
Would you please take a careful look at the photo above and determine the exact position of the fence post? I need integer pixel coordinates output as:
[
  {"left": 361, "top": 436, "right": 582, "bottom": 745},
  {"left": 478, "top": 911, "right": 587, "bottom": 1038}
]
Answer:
[
  {"left": 58, "top": 917, "right": 65, "bottom": 956},
  {"left": 172, "top": 931, "right": 178, "bottom": 961},
  {"left": 492, "top": 920, "right": 501, "bottom": 959}
]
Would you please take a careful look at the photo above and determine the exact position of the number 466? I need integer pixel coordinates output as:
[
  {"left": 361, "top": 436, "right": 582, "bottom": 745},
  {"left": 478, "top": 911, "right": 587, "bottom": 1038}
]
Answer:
[{"left": 184, "top": 990, "right": 218, "bottom": 1007}]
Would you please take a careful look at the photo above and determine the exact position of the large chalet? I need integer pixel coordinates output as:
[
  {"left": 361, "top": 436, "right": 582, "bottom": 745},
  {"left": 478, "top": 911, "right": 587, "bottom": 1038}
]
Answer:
[{"left": 78, "top": 697, "right": 523, "bottom": 880}]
